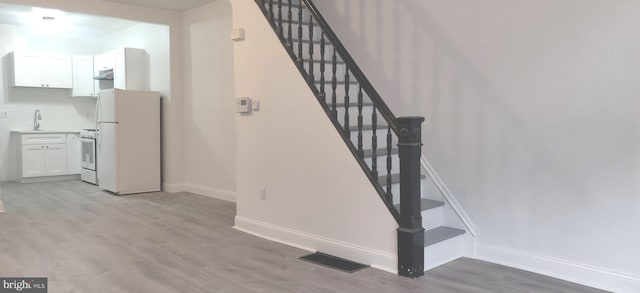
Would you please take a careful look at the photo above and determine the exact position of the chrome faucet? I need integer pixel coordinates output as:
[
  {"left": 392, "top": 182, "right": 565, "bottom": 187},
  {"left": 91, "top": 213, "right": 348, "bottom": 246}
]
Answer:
[{"left": 33, "top": 109, "right": 42, "bottom": 131}]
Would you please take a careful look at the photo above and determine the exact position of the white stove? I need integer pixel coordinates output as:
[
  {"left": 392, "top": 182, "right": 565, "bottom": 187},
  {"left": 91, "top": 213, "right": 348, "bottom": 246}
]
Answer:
[{"left": 81, "top": 129, "right": 98, "bottom": 184}]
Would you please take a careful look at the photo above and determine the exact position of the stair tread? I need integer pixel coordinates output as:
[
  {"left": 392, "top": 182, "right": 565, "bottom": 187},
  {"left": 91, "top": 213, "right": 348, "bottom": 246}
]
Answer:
[
  {"left": 311, "top": 59, "right": 345, "bottom": 64},
  {"left": 288, "top": 20, "right": 316, "bottom": 26},
  {"left": 292, "top": 39, "right": 323, "bottom": 44},
  {"left": 278, "top": 2, "right": 304, "bottom": 8},
  {"left": 349, "top": 124, "right": 390, "bottom": 131},
  {"left": 394, "top": 199, "right": 444, "bottom": 212},
  {"left": 378, "top": 173, "right": 426, "bottom": 185},
  {"left": 315, "top": 80, "right": 359, "bottom": 85},
  {"left": 334, "top": 102, "right": 374, "bottom": 108},
  {"left": 424, "top": 227, "right": 465, "bottom": 247},
  {"left": 363, "top": 148, "right": 397, "bottom": 157}
]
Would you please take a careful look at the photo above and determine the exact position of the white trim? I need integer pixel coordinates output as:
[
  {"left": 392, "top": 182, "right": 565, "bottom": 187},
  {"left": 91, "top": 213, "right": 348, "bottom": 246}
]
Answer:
[
  {"left": 234, "top": 216, "right": 397, "bottom": 274},
  {"left": 421, "top": 157, "right": 477, "bottom": 236},
  {"left": 475, "top": 242, "right": 640, "bottom": 293},
  {"left": 163, "top": 182, "right": 185, "bottom": 193},
  {"left": 20, "top": 174, "right": 80, "bottom": 184},
  {"left": 183, "top": 184, "right": 236, "bottom": 203},
  {"left": 164, "top": 182, "right": 236, "bottom": 203}
]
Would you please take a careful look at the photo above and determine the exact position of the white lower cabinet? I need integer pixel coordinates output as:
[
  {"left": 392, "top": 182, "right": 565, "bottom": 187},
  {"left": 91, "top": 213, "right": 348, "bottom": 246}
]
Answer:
[
  {"left": 21, "top": 145, "right": 47, "bottom": 177},
  {"left": 45, "top": 144, "right": 67, "bottom": 176},
  {"left": 18, "top": 133, "right": 80, "bottom": 181},
  {"left": 22, "top": 144, "right": 67, "bottom": 177}
]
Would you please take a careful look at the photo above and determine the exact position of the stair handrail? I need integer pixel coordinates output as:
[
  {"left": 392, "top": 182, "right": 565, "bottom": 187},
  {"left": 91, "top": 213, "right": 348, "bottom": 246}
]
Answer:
[{"left": 256, "top": 0, "right": 427, "bottom": 278}]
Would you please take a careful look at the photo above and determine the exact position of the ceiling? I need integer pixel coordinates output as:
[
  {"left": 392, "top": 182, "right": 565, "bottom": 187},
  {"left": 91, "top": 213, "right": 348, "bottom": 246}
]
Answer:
[
  {"left": 0, "top": 0, "right": 216, "bottom": 35},
  {"left": 0, "top": 2, "right": 140, "bottom": 36},
  {"left": 100, "top": 0, "right": 216, "bottom": 11}
]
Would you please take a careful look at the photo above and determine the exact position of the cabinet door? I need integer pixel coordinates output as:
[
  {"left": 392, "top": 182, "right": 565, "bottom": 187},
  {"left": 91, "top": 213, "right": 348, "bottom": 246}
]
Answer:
[
  {"left": 65, "top": 134, "right": 81, "bottom": 174},
  {"left": 44, "top": 55, "right": 73, "bottom": 88},
  {"left": 13, "top": 52, "right": 45, "bottom": 87},
  {"left": 45, "top": 144, "right": 67, "bottom": 176},
  {"left": 22, "top": 145, "right": 45, "bottom": 178},
  {"left": 72, "top": 56, "right": 95, "bottom": 97},
  {"left": 113, "top": 50, "right": 126, "bottom": 89}
]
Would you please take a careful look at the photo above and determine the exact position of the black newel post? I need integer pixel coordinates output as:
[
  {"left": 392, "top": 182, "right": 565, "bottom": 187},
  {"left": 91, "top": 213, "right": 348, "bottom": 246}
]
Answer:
[{"left": 397, "top": 116, "right": 425, "bottom": 278}]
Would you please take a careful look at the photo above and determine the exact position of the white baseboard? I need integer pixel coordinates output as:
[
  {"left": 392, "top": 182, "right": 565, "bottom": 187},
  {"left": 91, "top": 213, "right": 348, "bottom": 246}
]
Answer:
[
  {"left": 475, "top": 242, "right": 640, "bottom": 293},
  {"left": 234, "top": 216, "right": 397, "bottom": 274},
  {"left": 184, "top": 184, "right": 236, "bottom": 203},
  {"left": 163, "top": 183, "right": 185, "bottom": 193},
  {"left": 163, "top": 183, "right": 236, "bottom": 203}
]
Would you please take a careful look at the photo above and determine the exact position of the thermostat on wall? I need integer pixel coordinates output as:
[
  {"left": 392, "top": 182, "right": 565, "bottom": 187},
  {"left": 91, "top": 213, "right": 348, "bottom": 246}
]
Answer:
[{"left": 236, "top": 97, "right": 252, "bottom": 113}]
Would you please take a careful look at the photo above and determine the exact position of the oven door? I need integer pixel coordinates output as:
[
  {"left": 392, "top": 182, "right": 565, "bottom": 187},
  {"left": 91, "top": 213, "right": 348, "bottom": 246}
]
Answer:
[{"left": 81, "top": 137, "right": 96, "bottom": 171}]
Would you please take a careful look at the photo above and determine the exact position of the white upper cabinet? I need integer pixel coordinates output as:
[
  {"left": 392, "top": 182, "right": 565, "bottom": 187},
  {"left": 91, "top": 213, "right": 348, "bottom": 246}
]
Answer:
[
  {"left": 11, "top": 52, "right": 73, "bottom": 89},
  {"left": 114, "top": 48, "right": 148, "bottom": 90},
  {"left": 72, "top": 56, "right": 96, "bottom": 97},
  {"left": 93, "top": 48, "right": 148, "bottom": 91}
]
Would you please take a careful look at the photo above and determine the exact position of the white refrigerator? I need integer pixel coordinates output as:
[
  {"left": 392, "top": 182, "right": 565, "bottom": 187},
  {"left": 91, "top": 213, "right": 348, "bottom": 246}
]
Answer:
[{"left": 97, "top": 89, "right": 161, "bottom": 194}]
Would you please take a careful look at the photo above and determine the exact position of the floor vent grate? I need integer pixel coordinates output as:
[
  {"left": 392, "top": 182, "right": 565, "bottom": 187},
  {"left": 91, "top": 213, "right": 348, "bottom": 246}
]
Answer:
[{"left": 299, "top": 252, "right": 368, "bottom": 273}]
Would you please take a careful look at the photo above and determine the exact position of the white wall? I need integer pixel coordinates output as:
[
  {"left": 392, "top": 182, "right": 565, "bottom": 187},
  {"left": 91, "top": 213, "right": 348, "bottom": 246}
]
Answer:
[
  {"left": 0, "top": 0, "right": 185, "bottom": 188},
  {"left": 178, "top": 0, "right": 237, "bottom": 201},
  {"left": 230, "top": 0, "right": 398, "bottom": 272},
  {"left": 312, "top": 0, "right": 640, "bottom": 291},
  {"left": 98, "top": 23, "right": 171, "bottom": 97},
  {"left": 0, "top": 24, "right": 99, "bottom": 181}
]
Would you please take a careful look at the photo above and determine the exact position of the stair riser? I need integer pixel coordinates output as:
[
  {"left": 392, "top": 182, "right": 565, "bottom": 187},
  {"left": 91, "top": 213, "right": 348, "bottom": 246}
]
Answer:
[
  {"left": 421, "top": 207, "right": 444, "bottom": 231},
  {"left": 275, "top": 22, "right": 324, "bottom": 43},
  {"left": 424, "top": 234, "right": 465, "bottom": 271},
  {"left": 291, "top": 42, "right": 339, "bottom": 60},
  {"left": 349, "top": 129, "right": 396, "bottom": 150},
  {"left": 315, "top": 84, "right": 365, "bottom": 107},
  {"left": 335, "top": 106, "right": 376, "bottom": 127},
  {"left": 386, "top": 179, "right": 427, "bottom": 202},
  {"left": 303, "top": 62, "right": 347, "bottom": 82},
  {"left": 364, "top": 154, "right": 400, "bottom": 175}
]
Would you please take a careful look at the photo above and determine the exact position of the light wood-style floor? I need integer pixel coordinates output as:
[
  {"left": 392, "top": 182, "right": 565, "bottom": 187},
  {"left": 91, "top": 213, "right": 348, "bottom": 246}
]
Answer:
[{"left": 0, "top": 181, "right": 606, "bottom": 293}]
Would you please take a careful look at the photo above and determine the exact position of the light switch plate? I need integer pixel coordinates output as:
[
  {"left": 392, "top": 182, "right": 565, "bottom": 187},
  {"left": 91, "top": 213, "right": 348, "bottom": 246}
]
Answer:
[{"left": 0, "top": 110, "right": 8, "bottom": 118}]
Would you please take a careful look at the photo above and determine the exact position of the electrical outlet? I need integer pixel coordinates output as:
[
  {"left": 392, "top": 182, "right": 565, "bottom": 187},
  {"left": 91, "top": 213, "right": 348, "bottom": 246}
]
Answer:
[
  {"left": 0, "top": 110, "right": 7, "bottom": 118},
  {"left": 260, "top": 188, "right": 267, "bottom": 200}
]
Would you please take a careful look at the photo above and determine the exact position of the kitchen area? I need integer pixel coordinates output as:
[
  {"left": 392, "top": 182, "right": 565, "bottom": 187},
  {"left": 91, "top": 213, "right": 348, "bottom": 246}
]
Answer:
[{"left": 0, "top": 3, "right": 171, "bottom": 202}]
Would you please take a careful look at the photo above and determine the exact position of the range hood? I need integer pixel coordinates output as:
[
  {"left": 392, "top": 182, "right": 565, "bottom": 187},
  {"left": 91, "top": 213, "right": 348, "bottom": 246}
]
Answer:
[{"left": 94, "top": 68, "right": 114, "bottom": 80}]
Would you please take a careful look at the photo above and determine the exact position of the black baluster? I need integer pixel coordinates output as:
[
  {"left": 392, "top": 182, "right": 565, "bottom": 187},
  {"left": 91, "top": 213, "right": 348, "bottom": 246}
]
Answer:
[
  {"left": 357, "top": 86, "right": 363, "bottom": 158},
  {"left": 297, "top": 2, "right": 303, "bottom": 63},
  {"left": 277, "top": 0, "right": 283, "bottom": 37},
  {"left": 344, "top": 68, "right": 350, "bottom": 138},
  {"left": 287, "top": 0, "right": 293, "bottom": 50},
  {"left": 320, "top": 33, "right": 326, "bottom": 103},
  {"left": 386, "top": 126, "right": 393, "bottom": 202},
  {"left": 308, "top": 15, "right": 314, "bottom": 84},
  {"left": 331, "top": 48, "right": 338, "bottom": 119},
  {"left": 371, "top": 105, "right": 378, "bottom": 179},
  {"left": 268, "top": 0, "right": 274, "bottom": 22}
]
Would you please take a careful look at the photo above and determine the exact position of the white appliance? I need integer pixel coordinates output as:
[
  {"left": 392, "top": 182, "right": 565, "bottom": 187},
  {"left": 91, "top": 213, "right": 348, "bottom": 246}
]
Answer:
[
  {"left": 81, "top": 129, "right": 98, "bottom": 184},
  {"left": 96, "top": 89, "right": 161, "bottom": 194}
]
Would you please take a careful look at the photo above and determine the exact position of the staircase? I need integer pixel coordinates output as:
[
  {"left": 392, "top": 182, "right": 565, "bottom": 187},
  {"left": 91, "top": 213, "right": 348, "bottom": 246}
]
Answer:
[{"left": 255, "top": 0, "right": 467, "bottom": 278}]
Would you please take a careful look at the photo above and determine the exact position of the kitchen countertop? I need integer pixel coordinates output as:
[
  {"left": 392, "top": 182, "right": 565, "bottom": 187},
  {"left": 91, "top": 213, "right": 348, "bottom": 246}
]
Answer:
[{"left": 11, "top": 130, "right": 83, "bottom": 134}]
